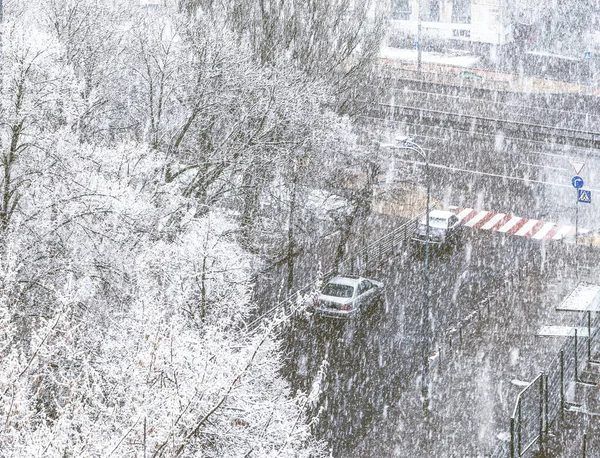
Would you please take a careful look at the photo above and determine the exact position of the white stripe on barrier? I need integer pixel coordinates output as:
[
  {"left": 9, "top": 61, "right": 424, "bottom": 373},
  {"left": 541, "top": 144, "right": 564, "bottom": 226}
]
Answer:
[
  {"left": 497, "top": 216, "right": 523, "bottom": 233},
  {"left": 514, "top": 219, "right": 538, "bottom": 237},
  {"left": 464, "top": 210, "right": 489, "bottom": 227},
  {"left": 532, "top": 222, "right": 557, "bottom": 240},
  {"left": 481, "top": 213, "right": 506, "bottom": 230}
]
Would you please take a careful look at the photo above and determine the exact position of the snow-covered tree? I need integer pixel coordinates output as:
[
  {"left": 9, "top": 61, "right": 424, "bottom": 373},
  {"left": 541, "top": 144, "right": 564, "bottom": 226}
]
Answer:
[{"left": 0, "top": 0, "right": 384, "bottom": 455}]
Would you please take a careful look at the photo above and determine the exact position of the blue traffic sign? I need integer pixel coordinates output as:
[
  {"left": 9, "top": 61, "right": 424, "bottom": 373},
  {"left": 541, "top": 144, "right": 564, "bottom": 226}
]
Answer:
[
  {"left": 414, "top": 41, "right": 419, "bottom": 50},
  {"left": 572, "top": 176, "right": 584, "bottom": 189},
  {"left": 578, "top": 189, "right": 592, "bottom": 203},
  {"left": 584, "top": 51, "right": 592, "bottom": 60}
]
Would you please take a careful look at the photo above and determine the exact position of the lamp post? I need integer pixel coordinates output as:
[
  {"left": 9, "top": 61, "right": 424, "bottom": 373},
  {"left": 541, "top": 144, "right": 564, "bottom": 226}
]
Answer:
[
  {"left": 393, "top": 136, "right": 431, "bottom": 413},
  {"left": 379, "top": 137, "right": 432, "bottom": 412},
  {"left": 417, "top": 0, "right": 422, "bottom": 73}
]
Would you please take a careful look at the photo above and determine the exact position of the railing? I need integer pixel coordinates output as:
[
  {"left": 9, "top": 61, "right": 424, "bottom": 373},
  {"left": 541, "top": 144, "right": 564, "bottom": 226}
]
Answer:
[
  {"left": 360, "top": 82, "right": 600, "bottom": 132},
  {"left": 435, "top": 264, "right": 536, "bottom": 362},
  {"left": 337, "top": 209, "right": 428, "bottom": 276},
  {"left": 245, "top": 210, "right": 428, "bottom": 333},
  {"left": 510, "top": 374, "right": 545, "bottom": 456},
  {"left": 373, "top": 65, "right": 513, "bottom": 92},
  {"left": 491, "top": 309, "right": 600, "bottom": 458},
  {"left": 373, "top": 63, "right": 592, "bottom": 95},
  {"left": 244, "top": 270, "right": 334, "bottom": 333},
  {"left": 358, "top": 103, "right": 600, "bottom": 147}
]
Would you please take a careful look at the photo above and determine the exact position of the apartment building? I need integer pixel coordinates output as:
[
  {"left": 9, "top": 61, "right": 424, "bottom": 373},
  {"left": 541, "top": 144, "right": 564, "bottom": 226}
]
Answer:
[{"left": 388, "top": 0, "right": 512, "bottom": 48}]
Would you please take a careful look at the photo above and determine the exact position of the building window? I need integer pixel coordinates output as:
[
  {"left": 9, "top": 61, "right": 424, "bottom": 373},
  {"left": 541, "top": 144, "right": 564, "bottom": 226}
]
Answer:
[
  {"left": 391, "top": 0, "right": 411, "bottom": 20},
  {"left": 451, "top": 0, "right": 471, "bottom": 23},
  {"left": 423, "top": 0, "right": 440, "bottom": 22}
]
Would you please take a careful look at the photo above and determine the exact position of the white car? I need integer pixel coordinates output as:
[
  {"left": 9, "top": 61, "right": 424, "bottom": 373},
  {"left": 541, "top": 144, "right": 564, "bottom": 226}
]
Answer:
[
  {"left": 412, "top": 209, "right": 462, "bottom": 247},
  {"left": 312, "top": 276, "right": 384, "bottom": 319}
]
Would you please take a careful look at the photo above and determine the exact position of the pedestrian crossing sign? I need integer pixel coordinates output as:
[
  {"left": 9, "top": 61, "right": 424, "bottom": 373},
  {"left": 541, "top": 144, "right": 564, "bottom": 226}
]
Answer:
[{"left": 578, "top": 189, "right": 592, "bottom": 203}]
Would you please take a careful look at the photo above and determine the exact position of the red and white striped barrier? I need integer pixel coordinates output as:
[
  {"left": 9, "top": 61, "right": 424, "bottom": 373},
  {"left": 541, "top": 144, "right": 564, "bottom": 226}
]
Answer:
[{"left": 449, "top": 207, "right": 590, "bottom": 241}]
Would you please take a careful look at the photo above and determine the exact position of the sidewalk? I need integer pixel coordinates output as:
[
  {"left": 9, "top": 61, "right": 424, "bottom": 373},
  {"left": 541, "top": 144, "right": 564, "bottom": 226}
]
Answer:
[
  {"left": 577, "top": 231, "right": 600, "bottom": 247},
  {"left": 372, "top": 182, "right": 437, "bottom": 219}
]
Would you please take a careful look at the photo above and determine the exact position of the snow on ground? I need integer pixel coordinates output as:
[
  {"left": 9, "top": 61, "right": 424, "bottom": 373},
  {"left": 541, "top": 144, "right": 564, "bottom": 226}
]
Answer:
[{"left": 556, "top": 282, "right": 600, "bottom": 312}]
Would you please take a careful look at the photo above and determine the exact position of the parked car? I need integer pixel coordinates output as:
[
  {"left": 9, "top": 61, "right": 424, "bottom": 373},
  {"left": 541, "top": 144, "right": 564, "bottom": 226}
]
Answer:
[
  {"left": 459, "top": 70, "right": 484, "bottom": 80},
  {"left": 312, "top": 276, "right": 384, "bottom": 319},
  {"left": 412, "top": 209, "right": 462, "bottom": 247}
]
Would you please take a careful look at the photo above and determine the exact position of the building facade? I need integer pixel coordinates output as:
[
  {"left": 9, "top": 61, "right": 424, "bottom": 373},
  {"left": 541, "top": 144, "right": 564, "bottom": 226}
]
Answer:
[{"left": 389, "top": 0, "right": 512, "bottom": 47}]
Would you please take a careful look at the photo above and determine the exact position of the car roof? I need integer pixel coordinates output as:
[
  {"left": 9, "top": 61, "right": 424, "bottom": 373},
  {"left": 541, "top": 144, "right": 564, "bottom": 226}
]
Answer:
[
  {"left": 327, "top": 276, "right": 364, "bottom": 287},
  {"left": 427, "top": 210, "right": 456, "bottom": 220}
]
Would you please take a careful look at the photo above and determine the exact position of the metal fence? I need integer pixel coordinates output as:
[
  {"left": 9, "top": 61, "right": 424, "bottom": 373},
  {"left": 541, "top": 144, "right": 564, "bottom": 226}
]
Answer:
[
  {"left": 491, "top": 309, "right": 600, "bottom": 458},
  {"left": 435, "top": 263, "right": 536, "bottom": 361},
  {"left": 338, "top": 210, "right": 428, "bottom": 276},
  {"left": 372, "top": 66, "right": 513, "bottom": 93},
  {"left": 245, "top": 211, "right": 427, "bottom": 332}
]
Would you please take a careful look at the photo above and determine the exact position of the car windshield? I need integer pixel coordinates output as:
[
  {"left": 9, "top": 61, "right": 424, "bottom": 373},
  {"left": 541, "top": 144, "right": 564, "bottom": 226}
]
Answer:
[
  {"left": 321, "top": 283, "right": 354, "bottom": 298},
  {"left": 419, "top": 216, "right": 448, "bottom": 229}
]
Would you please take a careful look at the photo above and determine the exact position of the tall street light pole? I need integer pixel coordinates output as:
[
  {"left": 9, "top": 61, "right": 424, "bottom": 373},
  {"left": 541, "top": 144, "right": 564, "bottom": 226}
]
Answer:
[
  {"left": 393, "top": 136, "right": 430, "bottom": 412},
  {"left": 417, "top": 0, "right": 422, "bottom": 73}
]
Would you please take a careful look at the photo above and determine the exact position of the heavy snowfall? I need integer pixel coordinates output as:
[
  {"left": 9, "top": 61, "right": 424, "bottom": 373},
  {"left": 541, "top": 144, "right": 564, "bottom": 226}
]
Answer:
[{"left": 1, "top": 1, "right": 600, "bottom": 457}]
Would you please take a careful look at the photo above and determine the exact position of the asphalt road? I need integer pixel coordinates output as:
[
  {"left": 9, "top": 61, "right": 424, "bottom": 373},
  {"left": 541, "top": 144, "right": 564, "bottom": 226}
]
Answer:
[
  {"left": 370, "top": 117, "right": 600, "bottom": 231},
  {"left": 280, "top": 118, "right": 600, "bottom": 456},
  {"left": 282, "top": 225, "right": 549, "bottom": 456}
]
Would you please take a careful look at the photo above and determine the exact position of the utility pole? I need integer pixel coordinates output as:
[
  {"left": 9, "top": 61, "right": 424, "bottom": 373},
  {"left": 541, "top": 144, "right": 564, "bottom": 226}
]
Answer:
[
  {"left": 389, "top": 137, "right": 431, "bottom": 413},
  {"left": 0, "top": 0, "right": 4, "bottom": 243},
  {"left": 575, "top": 192, "right": 579, "bottom": 245},
  {"left": 417, "top": 0, "right": 422, "bottom": 73}
]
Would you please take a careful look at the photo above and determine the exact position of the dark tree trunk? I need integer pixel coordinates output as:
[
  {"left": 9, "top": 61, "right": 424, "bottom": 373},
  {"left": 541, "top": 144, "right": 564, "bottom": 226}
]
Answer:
[{"left": 286, "top": 169, "right": 299, "bottom": 294}]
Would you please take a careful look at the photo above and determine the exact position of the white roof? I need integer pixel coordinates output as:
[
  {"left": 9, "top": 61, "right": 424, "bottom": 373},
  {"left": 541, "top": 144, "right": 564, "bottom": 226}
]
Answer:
[
  {"left": 537, "top": 326, "right": 594, "bottom": 337},
  {"left": 427, "top": 210, "right": 455, "bottom": 220},
  {"left": 557, "top": 282, "right": 600, "bottom": 312},
  {"left": 328, "top": 276, "right": 362, "bottom": 287}
]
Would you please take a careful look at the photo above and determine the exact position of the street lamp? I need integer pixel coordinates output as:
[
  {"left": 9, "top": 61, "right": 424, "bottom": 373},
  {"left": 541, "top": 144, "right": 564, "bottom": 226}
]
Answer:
[
  {"left": 417, "top": 0, "right": 422, "bottom": 73},
  {"left": 394, "top": 136, "right": 431, "bottom": 413}
]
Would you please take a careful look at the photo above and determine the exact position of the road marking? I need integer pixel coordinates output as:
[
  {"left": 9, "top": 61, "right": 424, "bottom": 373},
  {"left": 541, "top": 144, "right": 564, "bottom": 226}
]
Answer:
[
  {"left": 553, "top": 225, "right": 574, "bottom": 240},
  {"left": 460, "top": 209, "right": 479, "bottom": 224},
  {"left": 542, "top": 224, "right": 563, "bottom": 241},
  {"left": 473, "top": 211, "right": 497, "bottom": 229},
  {"left": 506, "top": 218, "right": 529, "bottom": 235},
  {"left": 515, "top": 219, "right": 543, "bottom": 237}
]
